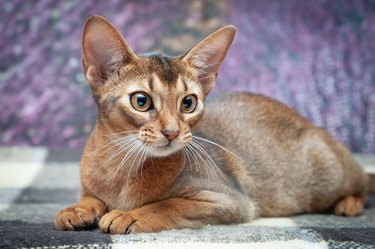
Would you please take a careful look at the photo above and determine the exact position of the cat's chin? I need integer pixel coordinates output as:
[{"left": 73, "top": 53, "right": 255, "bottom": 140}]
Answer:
[{"left": 149, "top": 144, "right": 184, "bottom": 157}]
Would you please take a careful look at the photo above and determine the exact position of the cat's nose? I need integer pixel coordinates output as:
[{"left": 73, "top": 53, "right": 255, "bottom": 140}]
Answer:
[{"left": 162, "top": 129, "right": 179, "bottom": 141}]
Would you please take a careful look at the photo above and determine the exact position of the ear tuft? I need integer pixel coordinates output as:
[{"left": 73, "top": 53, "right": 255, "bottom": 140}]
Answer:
[
  {"left": 82, "top": 15, "right": 137, "bottom": 89},
  {"left": 182, "top": 25, "right": 236, "bottom": 95}
]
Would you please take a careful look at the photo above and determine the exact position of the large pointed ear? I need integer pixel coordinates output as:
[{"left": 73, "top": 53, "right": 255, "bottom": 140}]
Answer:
[
  {"left": 82, "top": 16, "right": 137, "bottom": 90},
  {"left": 182, "top": 25, "right": 236, "bottom": 95}
]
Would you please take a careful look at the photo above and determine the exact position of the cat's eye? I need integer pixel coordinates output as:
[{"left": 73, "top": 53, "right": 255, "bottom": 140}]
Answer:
[
  {"left": 181, "top": 95, "right": 197, "bottom": 113},
  {"left": 130, "top": 92, "right": 153, "bottom": 112}
]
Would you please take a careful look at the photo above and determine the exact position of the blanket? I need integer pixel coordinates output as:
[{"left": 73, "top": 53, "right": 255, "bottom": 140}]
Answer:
[{"left": 0, "top": 147, "right": 374, "bottom": 249}]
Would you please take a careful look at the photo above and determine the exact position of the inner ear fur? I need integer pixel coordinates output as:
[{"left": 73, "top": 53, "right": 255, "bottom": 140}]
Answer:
[
  {"left": 82, "top": 15, "right": 138, "bottom": 90},
  {"left": 182, "top": 25, "right": 236, "bottom": 95}
]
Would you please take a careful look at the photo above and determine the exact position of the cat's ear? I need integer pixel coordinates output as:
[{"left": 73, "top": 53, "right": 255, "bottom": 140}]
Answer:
[
  {"left": 182, "top": 25, "right": 236, "bottom": 95},
  {"left": 82, "top": 15, "right": 137, "bottom": 90}
]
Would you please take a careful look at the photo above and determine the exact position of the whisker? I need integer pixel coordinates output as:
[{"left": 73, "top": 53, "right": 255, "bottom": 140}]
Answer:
[
  {"left": 189, "top": 142, "right": 217, "bottom": 182},
  {"left": 120, "top": 141, "right": 143, "bottom": 170},
  {"left": 93, "top": 138, "right": 137, "bottom": 176},
  {"left": 125, "top": 141, "right": 145, "bottom": 185},
  {"left": 190, "top": 141, "right": 217, "bottom": 175},
  {"left": 124, "top": 141, "right": 143, "bottom": 172},
  {"left": 107, "top": 140, "right": 142, "bottom": 185},
  {"left": 190, "top": 142, "right": 217, "bottom": 186},
  {"left": 185, "top": 143, "right": 201, "bottom": 178},
  {"left": 138, "top": 142, "right": 152, "bottom": 180},
  {"left": 190, "top": 144, "right": 212, "bottom": 184},
  {"left": 88, "top": 137, "right": 124, "bottom": 156},
  {"left": 183, "top": 147, "right": 193, "bottom": 179},
  {"left": 99, "top": 139, "right": 139, "bottom": 180},
  {"left": 192, "top": 136, "right": 244, "bottom": 162},
  {"left": 187, "top": 143, "right": 211, "bottom": 181},
  {"left": 89, "top": 135, "right": 137, "bottom": 156},
  {"left": 104, "top": 130, "right": 139, "bottom": 137},
  {"left": 134, "top": 142, "right": 149, "bottom": 179},
  {"left": 190, "top": 140, "right": 225, "bottom": 181},
  {"left": 108, "top": 141, "right": 141, "bottom": 181}
]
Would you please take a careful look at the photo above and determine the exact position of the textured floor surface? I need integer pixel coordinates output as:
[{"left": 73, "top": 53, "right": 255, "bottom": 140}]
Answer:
[{"left": 0, "top": 147, "right": 374, "bottom": 249}]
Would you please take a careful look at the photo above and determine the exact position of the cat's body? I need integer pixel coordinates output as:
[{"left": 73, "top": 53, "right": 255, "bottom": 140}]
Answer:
[
  {"left": 56, "top": 16, "right": 368, "bottom": 234},
  {"left": 197, "top": 93, "right": 366, "bottom": 217}
]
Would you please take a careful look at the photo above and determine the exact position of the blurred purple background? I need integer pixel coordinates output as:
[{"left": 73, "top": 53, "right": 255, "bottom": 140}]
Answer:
[{"left": 1, "top": 0, "right": 374, "bottom": 152}]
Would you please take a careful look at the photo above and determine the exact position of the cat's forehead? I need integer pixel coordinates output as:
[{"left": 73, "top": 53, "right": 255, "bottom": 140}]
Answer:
[
  {"left": 140, "top": 53, "right": 185, "bottom": 85},
  {"left": 146, "top": 54, "right": 178, "bottom": 83},
  {"left": 108, "top": 52, "right": 203, "bottom": 115},
  {"left": 113, "top": 52, "right": 200, "bottom": 98}
]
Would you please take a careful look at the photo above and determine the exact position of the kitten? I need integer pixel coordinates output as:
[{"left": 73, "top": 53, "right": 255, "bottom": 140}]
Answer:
[{"left": 55, "top": 16, "right": 369, "bottom": 234}]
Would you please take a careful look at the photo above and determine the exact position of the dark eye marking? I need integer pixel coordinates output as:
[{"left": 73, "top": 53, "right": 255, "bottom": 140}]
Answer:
[
  {"left": 148, "top": 78, "right": 154, "bottom": 91},
  {"left": 182, "top": 79, "right": 188, "bottom": 92}
]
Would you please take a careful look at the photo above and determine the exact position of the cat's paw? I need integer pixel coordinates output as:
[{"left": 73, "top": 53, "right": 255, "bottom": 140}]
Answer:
[
  {"left": 55, "top": 205, "right": 101, "bottom": 231},
  {"left": 334, "top": 195, "right": 365, "bottom": 217},
  {"left": 99, "top": 210, "right": 149, "bottom": 234}
]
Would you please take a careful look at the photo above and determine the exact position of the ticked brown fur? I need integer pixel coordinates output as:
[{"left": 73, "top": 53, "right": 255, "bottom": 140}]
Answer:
[{"left": 55, "top": 16, "right": 368, "bottom": 234}]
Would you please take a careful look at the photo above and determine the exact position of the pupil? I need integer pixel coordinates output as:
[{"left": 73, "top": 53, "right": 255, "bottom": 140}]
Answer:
[
  {"left": 184, "top": 97, "right": 192, "bottom": 109},
  {"left": 137, "top": 95, "right": 147, "bottom": 107}
]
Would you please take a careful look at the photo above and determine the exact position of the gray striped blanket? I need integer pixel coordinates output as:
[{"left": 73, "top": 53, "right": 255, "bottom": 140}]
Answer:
[{"left": 0, "top": 148, "right": 374, "bottom": 249}]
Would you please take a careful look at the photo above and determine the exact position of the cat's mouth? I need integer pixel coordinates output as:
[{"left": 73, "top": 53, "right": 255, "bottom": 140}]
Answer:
[{"left": 149, "top": 141, "right": 183, "bottom": 157}]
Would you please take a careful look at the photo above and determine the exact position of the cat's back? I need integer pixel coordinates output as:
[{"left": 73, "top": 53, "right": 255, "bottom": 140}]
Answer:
[{"left": 197, "top": 92, "right": 314, "bottom": 145}]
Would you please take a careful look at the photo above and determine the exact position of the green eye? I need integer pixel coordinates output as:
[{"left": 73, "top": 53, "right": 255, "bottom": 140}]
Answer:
[
  {"left": 181, "top": 95, "right": 197, "bottom": 113},
  {"left": 131, "top": 92, "right": 152, "bottom": 112}
]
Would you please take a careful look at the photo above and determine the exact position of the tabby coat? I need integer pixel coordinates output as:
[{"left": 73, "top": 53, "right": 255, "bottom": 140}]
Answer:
[{"left": 55, "top": 16, "right": 368, "bottom": 234}]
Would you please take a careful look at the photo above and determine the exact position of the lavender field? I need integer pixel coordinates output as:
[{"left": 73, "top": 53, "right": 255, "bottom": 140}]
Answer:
[{"left": 1, "top": 0, "right": 374, "bottom": 152}]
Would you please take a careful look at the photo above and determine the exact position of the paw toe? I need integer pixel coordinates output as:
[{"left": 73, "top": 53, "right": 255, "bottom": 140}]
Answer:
[
  {"left": 334, "top": 195, "right": 365, "bottom": 217},
  {"left": 99, "top": 210, "right": 138, "bottom": 234},
  {"left": 55, "top": 206, "right": 98, "bottom": 231}
]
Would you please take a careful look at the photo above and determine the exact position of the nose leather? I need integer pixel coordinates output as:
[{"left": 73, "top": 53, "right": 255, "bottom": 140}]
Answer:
[{"left": 162, "top": 129, "right": 179, "bottom": 141}]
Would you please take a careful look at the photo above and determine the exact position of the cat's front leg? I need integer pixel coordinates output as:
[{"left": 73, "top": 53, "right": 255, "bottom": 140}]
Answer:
[
  {"left": 55, "top": 196, "right": 107, "bottom": 230},
  {"left": 99, "top": 191, "right": 251, "bottom": 234}
]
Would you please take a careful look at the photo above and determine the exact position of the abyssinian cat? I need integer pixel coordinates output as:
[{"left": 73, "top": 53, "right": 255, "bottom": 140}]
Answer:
[{"left": 55, "top": 16, "right": 369, "bottom": 234}]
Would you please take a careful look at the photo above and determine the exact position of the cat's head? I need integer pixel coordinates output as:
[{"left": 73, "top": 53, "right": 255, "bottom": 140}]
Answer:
[{"left": 82, "top": 16, "right": 235, "bottom": 157}]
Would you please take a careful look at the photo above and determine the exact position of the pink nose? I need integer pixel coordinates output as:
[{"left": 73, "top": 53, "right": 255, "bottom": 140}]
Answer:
[{"left": 162, "top": 129, "right": 179, "bottom": 141}]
